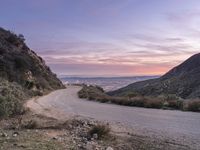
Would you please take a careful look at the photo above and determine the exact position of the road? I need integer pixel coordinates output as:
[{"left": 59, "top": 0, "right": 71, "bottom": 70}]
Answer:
[{"left": 27, "top": 85, "right": 200, "bottom": 149}]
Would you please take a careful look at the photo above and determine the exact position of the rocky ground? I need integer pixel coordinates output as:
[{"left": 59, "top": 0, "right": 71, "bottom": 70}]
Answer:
[{"left": 0, "top": 111, "right": 194, "bottom": 150}]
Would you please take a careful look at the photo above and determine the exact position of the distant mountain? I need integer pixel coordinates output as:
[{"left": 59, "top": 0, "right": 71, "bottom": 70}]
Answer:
[
  {"left": 108, "top": 53, "right": 200, "bottom": 99},
  {"left": 60, "top": 76, "right": 158, "bottom": 91},
  {"left": 0, "top": 27, "right": 64, "bottom": 93}
]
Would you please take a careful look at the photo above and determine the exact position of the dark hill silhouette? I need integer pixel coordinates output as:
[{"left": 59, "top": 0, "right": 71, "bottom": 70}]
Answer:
[
  {"left": 0, "top": 27, "right": 64, "bottom": 93},
  {"left": 108, "top": 53, "right": 200, "bottom": 99},
  {"left": 0, "top": 27, "right": 64, "bottom": 117}
]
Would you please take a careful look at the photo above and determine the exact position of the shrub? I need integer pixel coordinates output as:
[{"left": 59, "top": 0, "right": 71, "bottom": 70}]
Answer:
[
  {"left": 25, "top": 80, "right": 35, "bottom": 89},
  {"left": 22, "top": 120, "right": 38, "bottom": 129},
  {"left": 78, "top": 85, "right": 107, "bottom": 100},
  {"left": 187, "top": 100, "right": 200, "bottom": 112},
  {"left": 164, "top": 94, "right": 180, "bottom": 101},
  {"left": 6, "top": 32, "right": 25, "bottom": 46},
  {"left": 18, "top": 34, "right": 25, "bottom": 42},
  {"left": 0, "top": 95, "right": 24, "bottom": 118},
  {"left": 14, "top": 56, "right": 29, "bottom": 70},
  {"left": 167, "top": 100, "right": 183, "bottom": 109},
  {"left": 130, "top": 97, "right": 145, "bottom": 107},
  {"left": 88, "top": 124, "right": 110, "bottom": 139},
  {"left": 6, "top": 33, "right": 19, "bottom": 45},
  {"left": 95, "top": 96, "right": 109, "bottom": 103},
  {"left": 95, "top": 85, "right": 104, "bottom": 93},
  {"left": 125, "top": 91, "right": 140, "bottom": 98},
  {"left": 78, "top": 85, "right": 188, "bottom": 111},
  {"left": 144, "top": 98, "right": 163, "bottom": 109},
  {"left": 0, "top": 48, "right": 6, "bottom": 55}
]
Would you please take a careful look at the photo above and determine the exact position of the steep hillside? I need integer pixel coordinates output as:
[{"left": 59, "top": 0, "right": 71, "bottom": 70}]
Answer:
[
  {"left": 0, "top": 27, "right": 64, "bottom": 117},
  {"left": 108, "top": 53, "right": 200, "bottom": 99}
]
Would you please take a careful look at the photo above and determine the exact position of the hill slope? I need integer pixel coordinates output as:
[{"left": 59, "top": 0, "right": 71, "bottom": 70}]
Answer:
[
  {"left": 0, "top": 27, "right": 64, "bottom": 117},
  {"left": 108, "top": 53, "right": 200, "bottom": 99}
]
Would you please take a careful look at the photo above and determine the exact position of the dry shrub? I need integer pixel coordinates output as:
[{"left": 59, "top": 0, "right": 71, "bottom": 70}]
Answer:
[
  {"left": 187, "top": 99, "right": 200, "bottom": 112},
  {"left": 0, "top": 95, "right": 25, "bottom": 118},
  {"left": 167, "top": 100, "right": 183, "bottom": 109},
  {"left": 144, "top": 98, "right": 163, "bottom": 108},
  {"left": 88, "top": 124, "right": 110, "bottom": 139},
  {"left": 22, "top": 120, "right": 38, "bottom": 129}
]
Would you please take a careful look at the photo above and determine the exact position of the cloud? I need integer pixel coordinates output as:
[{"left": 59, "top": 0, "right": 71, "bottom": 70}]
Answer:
[
  {"left": 48, "top": 61, "right": 173, "bottom": 76},
  {"left": 35, "top": 40, "right": 122, "bottom": 56},
  {"left": 29, "top": 10, "right": 200, "bottom": 76},
  {"left": 167, "top": 10, "right": 200, "bottom": 38},
  {"left": 37, "top": 31, "right": 199, "bottom": 76}
]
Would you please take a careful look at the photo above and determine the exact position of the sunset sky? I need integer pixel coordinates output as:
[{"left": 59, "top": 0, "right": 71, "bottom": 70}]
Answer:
[{"left": 1, "top": 0, "right": 200, "bottom": 76}]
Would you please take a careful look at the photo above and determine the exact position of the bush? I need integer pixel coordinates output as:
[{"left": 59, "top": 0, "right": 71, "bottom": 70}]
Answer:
[
  {"left": 78, "top": 85, "right": 107, "bottom": 100},
  {"left": 144, "top": 98, "right": 163, "bottom": 109},
  {"left": 0, "top": 95, "right": 24, "bottom": 118},
  {"left": 78, "top": 85, "right": 188, "bottom": 111},
  {"left": 95, "top": 85, "right": 104, "bottom": 93},
  {"left": 88, "top": 124, "right": 110, "bottom": 139},
  {"left": 18, "top": 34, "right": 25, "bottom": 42},
  {"left": 14, "top": 56, "right": 29, "bottom": 70},
  {"left": 167, "top": 100, "right": 183, "bottom": 109},
  {"left": 95, "top": 96, "right": 109, "bottom": 103},
  {"left": 164, "top": 94, "right": 180, "bottom": 101},
  {"left": 6, "top": 32, "right": 25, "bottom": 46},
  {"left": 22, "top": 120, "right": 38, "bottom": 129},
  {"left": 25, "top": 80, "right": 35, "bottom": 89},
  {"left": 129, "top": 97, "right": 145, "bottom": 107},
  {"left": 6, "top": 34, "right": 19, "bottom": 45},
  {"left": 125, "top": 91, "right": 140, "bottom": 98},
  {"left": 187, "top": 100, "right": 200, "bottom": 112}
]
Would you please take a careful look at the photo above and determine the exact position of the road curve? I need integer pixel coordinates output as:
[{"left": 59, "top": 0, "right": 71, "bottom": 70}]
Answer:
[{"left": 27, "top": 85, "right": 200, "bottom": 149}]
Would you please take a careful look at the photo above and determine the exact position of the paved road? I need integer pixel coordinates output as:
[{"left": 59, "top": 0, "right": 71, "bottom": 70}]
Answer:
[{"left": 27, "top": 86, "right": 200, "bottom": 149}]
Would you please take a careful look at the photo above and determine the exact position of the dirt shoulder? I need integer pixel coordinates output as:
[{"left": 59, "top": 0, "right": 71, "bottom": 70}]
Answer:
[
  {"left": 0, "top": 85, "right": 196, "bottom": 150},
  {"left": 1, "top": 111, "right": 193, "bottom": 150}
]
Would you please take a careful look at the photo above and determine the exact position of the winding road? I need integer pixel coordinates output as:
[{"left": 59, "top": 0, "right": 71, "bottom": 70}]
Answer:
[{"left": 27, "top": 85, "right": 200, "bottom": 149}]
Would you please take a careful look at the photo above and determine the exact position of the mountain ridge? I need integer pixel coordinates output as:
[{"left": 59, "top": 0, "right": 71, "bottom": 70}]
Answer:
[{"left": 108, "top": 53, "right": 200, "bottom": 99}]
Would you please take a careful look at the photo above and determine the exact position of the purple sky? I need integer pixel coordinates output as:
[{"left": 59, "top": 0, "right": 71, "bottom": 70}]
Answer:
[{"left": 1, "top": 0, "right": 200, "bottom": 76}]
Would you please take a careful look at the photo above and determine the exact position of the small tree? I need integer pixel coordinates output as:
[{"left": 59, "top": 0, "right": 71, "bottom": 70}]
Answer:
[{"left": 18, "top": 34, "right": 25, "bottom": 42}]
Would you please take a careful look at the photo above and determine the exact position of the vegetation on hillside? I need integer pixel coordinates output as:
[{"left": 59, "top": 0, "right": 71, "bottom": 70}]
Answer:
[
  {"left": 78, "top": 85, "right": 200, "bottom": 112},
  {"left": 0, "top": 27, "right": 64, "bottom": 118}
]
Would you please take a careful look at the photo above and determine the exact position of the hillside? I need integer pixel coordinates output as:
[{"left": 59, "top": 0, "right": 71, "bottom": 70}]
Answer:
[
  {"left": 0, "top": 27, "right": 64, "bottom": 117},
  {"left": 108, "top": 53, "right": 200, "bottom": 99}
]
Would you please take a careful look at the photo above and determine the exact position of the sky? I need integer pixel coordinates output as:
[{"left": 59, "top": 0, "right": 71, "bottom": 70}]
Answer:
[{"left": 1, "top": 0, "right": 200, "bottom": 77}]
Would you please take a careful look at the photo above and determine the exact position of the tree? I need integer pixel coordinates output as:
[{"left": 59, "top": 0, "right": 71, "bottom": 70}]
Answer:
[{"left": 18, "top": 34, "right": 25, "bottom": 42}]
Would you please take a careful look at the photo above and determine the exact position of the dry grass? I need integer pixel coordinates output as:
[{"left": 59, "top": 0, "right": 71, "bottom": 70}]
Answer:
[
  {"left": 88, "top": 123, "right": 111, "bottom": 140},
  {"left": 78, "top": 85, "right": 165, "bottom": 109},
  {"left": 78, "top": 85, "right": 200, "bottom": 112},
  {"left": 186, "top": 99, "right": 200, "bottom": 112}
]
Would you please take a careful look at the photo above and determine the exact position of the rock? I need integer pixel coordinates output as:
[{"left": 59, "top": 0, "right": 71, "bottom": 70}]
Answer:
[
  {"left": 81, "top": 137, "right": 88, "bottom": 143},
  {"left": 106, "top": 146, "right": 114, "bottom": 150},
  {"left": 78, "top": 144, "right": 85, "bottom": 148},
  {"left": 57, "top": 137, "right": 63, "bottom": 141},
  {"left": 52, "top": 137, "right": 58, "bottom": 140},
  {"left": 68, "top": 124, "right": 73, "bottom": 129},
  {"left": 12, "top": 132, "right": 19, "bottom": 137},
  {"left": 92, "top": 133, "right": 98, "bottom": 140},
  {"left": 72, "top": 140, "right": 76, "bottom": 144},
  {"left": 1, "top": 132, "right": 7, "bottom": 137}
]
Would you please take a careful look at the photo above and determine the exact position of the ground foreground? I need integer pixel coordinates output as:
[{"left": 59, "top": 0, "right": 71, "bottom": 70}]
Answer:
[{"left": 1, "top": 85, "right": 199, "bottom": 150}]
